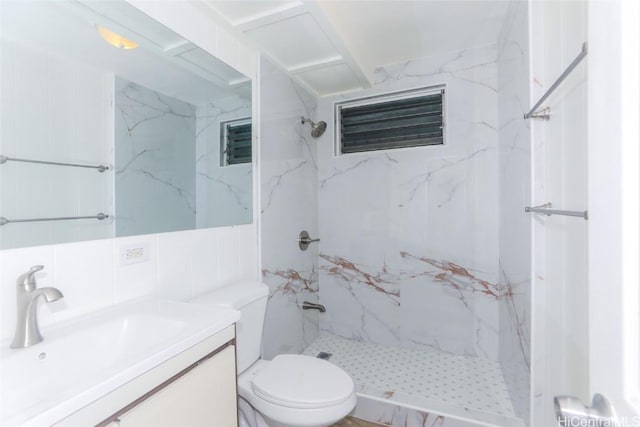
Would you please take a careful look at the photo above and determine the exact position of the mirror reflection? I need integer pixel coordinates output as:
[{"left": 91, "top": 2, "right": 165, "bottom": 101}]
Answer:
[{"left": 0, "top": 0, "right": 253, "bottom": 249}]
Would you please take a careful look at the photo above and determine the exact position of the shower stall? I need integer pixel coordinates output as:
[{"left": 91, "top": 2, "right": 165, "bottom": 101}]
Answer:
[{"left": 259, "top": 1, "right": 588, "bottom": 426}]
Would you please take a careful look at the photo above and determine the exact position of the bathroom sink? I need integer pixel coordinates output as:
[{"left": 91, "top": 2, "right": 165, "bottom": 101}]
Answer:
[{"left": 0, "top": 298, "right": 240, "bottom": 426}]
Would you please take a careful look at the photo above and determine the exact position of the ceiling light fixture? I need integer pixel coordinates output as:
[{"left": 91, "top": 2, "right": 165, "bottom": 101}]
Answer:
[{"left": 95, "top": 25, "right": 138, "bottom": 50}]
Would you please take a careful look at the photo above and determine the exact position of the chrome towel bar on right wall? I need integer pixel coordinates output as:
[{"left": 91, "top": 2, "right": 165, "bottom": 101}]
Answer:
[
  {"left": 525, "top": 202, "right": 588, "bottom": 220},
  {"left": 524, "top": 42, "right": 588, "bottom": 120}
]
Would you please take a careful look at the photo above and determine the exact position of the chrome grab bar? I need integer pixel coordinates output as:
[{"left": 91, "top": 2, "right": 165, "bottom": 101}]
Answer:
[
  {"left": 524, "top": 42, "right": 588, "bottom": 120},
  {"left": 0, "top": 213, "right": 109, "bottom": 226},
  {"left": 525, "top": 203, "right": 588, "bottom": 220},
  {"left": 0, "top": 155, "right": 110, "bottom": 172}
]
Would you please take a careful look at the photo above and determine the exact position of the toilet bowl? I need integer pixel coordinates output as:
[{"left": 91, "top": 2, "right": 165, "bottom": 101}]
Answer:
[
  {"left": 191, "top": 282, "right": 356, "bottom": 427},
  {"left": 238, "top": 397, "right": 268, "bottom": 427},
  {"left": 238, "top": 356, "right": 357, "bottom": 427}
]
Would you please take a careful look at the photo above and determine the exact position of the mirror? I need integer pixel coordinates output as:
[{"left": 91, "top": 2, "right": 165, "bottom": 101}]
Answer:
[{"left": 0, "top": 0, "right": 252, "bottom": 249}]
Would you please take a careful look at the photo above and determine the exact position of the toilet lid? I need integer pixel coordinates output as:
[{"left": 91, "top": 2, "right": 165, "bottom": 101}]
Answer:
[{"left": 251, "top": 354, "right": 355, "bottom": 409}]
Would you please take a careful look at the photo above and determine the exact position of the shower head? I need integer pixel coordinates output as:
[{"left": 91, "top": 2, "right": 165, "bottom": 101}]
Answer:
[{"left": 301, "top": 116, "right": 327, "bottom": 138}]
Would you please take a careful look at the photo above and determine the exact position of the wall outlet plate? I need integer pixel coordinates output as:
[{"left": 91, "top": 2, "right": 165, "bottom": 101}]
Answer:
[{"left": 119, "top": 241, "right": 150, "bottom": 266}]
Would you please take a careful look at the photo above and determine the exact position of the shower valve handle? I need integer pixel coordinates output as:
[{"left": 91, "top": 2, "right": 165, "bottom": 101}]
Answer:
[{"left": 298, "top": 230, "right": 320, "bottom": 251}]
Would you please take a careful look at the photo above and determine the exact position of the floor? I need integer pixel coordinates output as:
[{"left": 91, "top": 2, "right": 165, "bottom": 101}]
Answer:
[
  {"left": 304, "top": 332, "right": 515, "bottom": 418},
  {"left": 332, "top": 417, "right": 383, "bottom": 427}
]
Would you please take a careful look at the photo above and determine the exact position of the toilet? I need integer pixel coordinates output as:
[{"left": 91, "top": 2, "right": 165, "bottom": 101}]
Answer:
[{"left": 191, "top": 281, "right": 357, "bottom": 427}]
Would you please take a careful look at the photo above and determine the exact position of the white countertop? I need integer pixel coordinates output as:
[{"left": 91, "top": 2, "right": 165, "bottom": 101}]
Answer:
[{"left": 0, "top": 298, "right": 239, "bottom": 426}]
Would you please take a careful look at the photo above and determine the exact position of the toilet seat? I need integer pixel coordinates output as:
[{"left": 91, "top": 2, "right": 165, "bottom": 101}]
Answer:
[
  {"left": 238, "top": 357, "right": 357, "bottom": 427},
  {"left": 251, "top": 355, "right": 355, "bottom": 409}
]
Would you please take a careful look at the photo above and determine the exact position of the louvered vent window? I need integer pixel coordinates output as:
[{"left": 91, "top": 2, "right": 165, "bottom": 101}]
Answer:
[
  {"left": 336, "top": 86, "right": 445, "bottom": 155},
  {"left": 221, "top": 118, "right": 252, "bottom": 166}
]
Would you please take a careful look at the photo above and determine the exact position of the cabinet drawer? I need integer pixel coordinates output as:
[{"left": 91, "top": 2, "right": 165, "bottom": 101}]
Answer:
[{"left": 104, "top": 346, "right": 237, "bottom": 427}]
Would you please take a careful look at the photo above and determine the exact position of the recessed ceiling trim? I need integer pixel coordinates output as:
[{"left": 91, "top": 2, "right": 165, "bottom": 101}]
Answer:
[
  {"left": 229, "top": 77, "right": 252, "bottom": 88},
  {"left": 234, "top": 4, "right": 308, "bottom": 33},
  {"left": 163, "top": 40, "right": 195, "bottom": 56},
  {"left": 297, "top": 62, "right": 364, "bottom": 97},
  {"left": 230, "top": 2, "right": 304, "bottom": 28},
  {"left": 198, "top": 0, "right": 376, "bottom": 96},
  {"left": 288, "top": 56, "right": 344, "bottom": 75},
  {"left": 303, "top": 2, "right": 372, "bottom": 90}
]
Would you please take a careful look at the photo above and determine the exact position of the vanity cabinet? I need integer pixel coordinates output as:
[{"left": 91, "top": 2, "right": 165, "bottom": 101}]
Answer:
[
  {"left": 54, "top": 326, "right": 237, "bottom": 427},
  {"left": 103, "top": 346, "right": 236, "bottom": 427}
]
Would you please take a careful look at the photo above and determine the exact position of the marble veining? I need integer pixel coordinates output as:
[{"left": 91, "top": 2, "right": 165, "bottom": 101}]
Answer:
[
  {"left": 199, "top": 171, "right": 250, "bottom": 213},
  {"left": 261, "top": 160, "right": 308, "bottom": 214},
  {"left": 116, "top": 79, "right": 252, "bottom": 232},
  {"left": 117, "top": 83, "right": 195, "bottom": 134},
  {"left": 500, "top": 272, "right": 530, "bottom": 369},
  {"left": 402, "top": 148, "right": 490, "bottom": 203},
  {"left": 320, "top": 158, "right": 371, "bottom": 188},
  {"left": 260, "top": 57, "right": 320, "bottom": 358},
  {"left": 400, "top": 252, "right": 500, "bottom": 299},
  {"left": 317, "top": 43, "right": 500, "bottom": 360},
  {"left": 497, "top": 0, "right": 531, "bottom": 423},
  {"left": 301, "top": 135, "right": 319, "bottom": 170},
  {"left": 115, "top": 148, "right": 155, "bottom": 175},
  {"left": 263, "top": 267, "right": 319, "bottom": 297},
  {"left": 319, "top": 250, "right": 500, "bottom": 358},
  {"left": 115, "top": 78, "right": 196, "bottom": 236},
  {"left": 145, "top": 172, "right": 195, "bottom": 213},
  {"left": 195, "top": 96, "right": 252, "bottom": 228},
  {"left": 373, "top": 47, "right": 497, "bottom": 92},
  {"left": 195, "top": 102, "right": 248, "bottom": 139},
  {"left": 262, "top": 266, "right": 320, "bottom": 355},
  {"left": 320, "top": 254, "right": 400, "bottom": 303}
]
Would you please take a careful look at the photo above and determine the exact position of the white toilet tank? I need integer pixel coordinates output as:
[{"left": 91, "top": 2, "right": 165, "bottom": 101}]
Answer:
[{"left": 191, "top": 281, "right": 269, "bottom": 374}]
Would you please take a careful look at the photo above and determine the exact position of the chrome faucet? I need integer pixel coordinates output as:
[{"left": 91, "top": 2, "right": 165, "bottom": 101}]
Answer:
[
  {"left": 10, "top": 265, "right": 64, "bottom": 349},
  {"left": 302, "top": 301, "right": 326, "bottom": 313}
]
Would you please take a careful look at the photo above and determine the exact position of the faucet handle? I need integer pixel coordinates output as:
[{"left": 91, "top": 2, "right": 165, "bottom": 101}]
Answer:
[{"left": 17, "top": 265, "right": 44, "bottom": 288}]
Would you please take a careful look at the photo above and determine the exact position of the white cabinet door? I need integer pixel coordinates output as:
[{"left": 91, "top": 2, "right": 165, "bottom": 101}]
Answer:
[{"left": 113, "top": 346, "right": 237, "bottom": 427}]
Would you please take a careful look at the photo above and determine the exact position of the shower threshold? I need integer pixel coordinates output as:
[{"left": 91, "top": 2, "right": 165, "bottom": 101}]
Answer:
[{"left": 304, "top": 332, "right": 524, "bottom": 427}]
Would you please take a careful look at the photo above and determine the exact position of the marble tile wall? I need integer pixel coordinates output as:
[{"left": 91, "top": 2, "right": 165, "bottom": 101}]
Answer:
[
  {"left": 497, "top": 1, "right": 532, "bottom": 423},
  {"left": 115, "top": 79, "right": 252, "bottom": 234},
  {"left": 196, "top": 96, "right": 252, "bottom": 229},
  {"left": 259, "top": 57, "right": 320, "bottom": 358},
  {"left": 115, "top": 78, "right": 197, "bottom": 237},
  {"left": 316, "top": 44, "right": 500, "bottom": 360}
]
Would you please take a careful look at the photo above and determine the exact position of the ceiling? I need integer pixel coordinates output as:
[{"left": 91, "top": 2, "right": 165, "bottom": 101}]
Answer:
[
  {"left": 3, "top": 1, "right": 250, "bottom": 106},
  {"left": 202, "top": 1, "right": 510, "bottom": 97}
]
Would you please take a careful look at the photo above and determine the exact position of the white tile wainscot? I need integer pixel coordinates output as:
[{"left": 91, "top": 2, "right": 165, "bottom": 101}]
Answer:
[{"left": 0, "top": 224, "right": 258, "bottom": 342}]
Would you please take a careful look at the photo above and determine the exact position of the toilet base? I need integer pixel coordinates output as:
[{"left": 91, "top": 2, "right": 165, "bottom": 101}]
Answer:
[
  {"left": 239, "top": 397, "right": 269, "bottom": 427},
  {"left": 239, "top": 396, "right": 342, "bottom": 427},
  {"left": 260, "top": 414, "right": 340, "bottom": 427}
]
